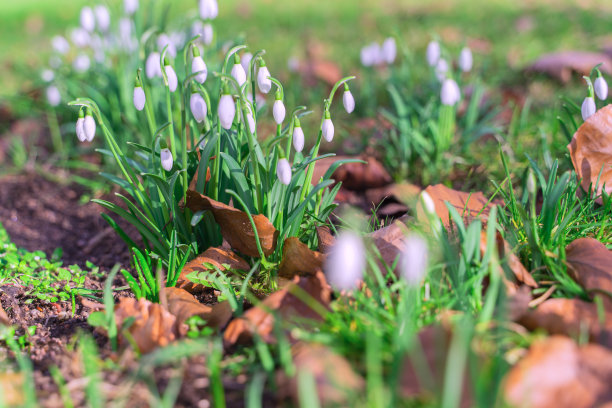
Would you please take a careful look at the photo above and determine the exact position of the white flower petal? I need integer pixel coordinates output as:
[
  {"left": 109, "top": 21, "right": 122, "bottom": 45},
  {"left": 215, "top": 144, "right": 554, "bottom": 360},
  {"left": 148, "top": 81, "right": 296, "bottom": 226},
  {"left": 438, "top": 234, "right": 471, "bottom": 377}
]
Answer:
[
  {"left": 190, "top": 93, "right": 208, "bottom": 123},
  {"left": 273, "top": 100, "right": 286, "bottom": 124},
  {"left": 322, "top": 118, "right": 334, "bottom": 142},
  {"left": 165, "top": 65, "right": 178, "bottom": 92},
  {"left": 160, "top": 148, "right": 173, "bottom": 171},
  {"left": 218, "top": 94, "right": 236, "bottom": 129},
  {"left": 257, "top": 66, "right": 272, "bottom": 94},
  {"left": 293, "top": 126, "right": 304, "bottom": 152},
  {"left": 399, "top": 234, "right": 429, "bottom": 285},
  {"left": 133, "top": 87, "right": 146, "bottom": 111},
  {"left": 581, "top": 96, "right": 596, "bottom": 121},
  {"left": 343, "top": 90, "right": 355, "bottom": 114},
  {"left": 84, "top": 115, "right": 96, "bottom": 142},
  {"left": 324, "top": 232, "right": 366, "bottom": 291},
  {"left": 231, "top": 63, "right": 247, "bottom": 87},
  {"left": 192, "top": 55, "right": 208, "bottom": 84},
  {"left": 595, "top": 76, "right": 608, "bottom": 100},
  {"left": 276, "top": 158, "right": 292, "bottom": 185},
  {"left": 459, "top": 47, "right": 473, "bottom": 72}
]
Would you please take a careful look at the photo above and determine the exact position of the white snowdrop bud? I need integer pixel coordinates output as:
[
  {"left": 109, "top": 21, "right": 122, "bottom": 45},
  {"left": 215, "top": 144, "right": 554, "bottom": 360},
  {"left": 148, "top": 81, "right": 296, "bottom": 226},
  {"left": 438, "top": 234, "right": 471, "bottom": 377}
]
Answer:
[
  {"left": 164, "top": 62, "right": 178, "bottom": 92},
  {"left": 157, "top": 34, "right": 176, "bottom": 57},
  {"left": 581, "top": 96, "right": 596, "bottom": 121},
  {"left": 244, "top": 104, "right": 256, "bottom": 134},
  {"left": 94, "top": 6, "right": 110, "bottom": 32},
  {"left": 426, "top": 40, "right": 441, "bottom": 67},
  {"left": 190, "top": 92, "right": 207, "bottom": 123},
  {"left": 273, "top": 97, "right": 286, "bottom": 125},
  {"left": 192, "top": 52, "right": 208, "bottom": 84},
  {"left": 322, "top": 111, "right": 334, "bottom": 142},
  {"left": 84, "top": 110, "right": 96, "bottom": 142},
  {"left": 324, "top": 232, "right": 366, "bottom": 291},
  {"left": 595, "top": 76, "right": 608, "bottom": 100},
  {"left": 76, "top": 112, "right": 86, "bottom": 142},
  {"left": 459, "top": 47, "right": 473, "bottom": 73},
  {"left": 160, "top": 148, "right": 173, "bottom": 171},
  {"left": 46, "top": 86, "right": 61, "bottom": 107},
  {"left": 399, "top": 234, "right": 429, "bottom": 286},
  {"left": 133, "top": 86, "right": 146, "bottom": 111},
  {"left": 199, "top": 0, "right": 219, "bottom": 19},
  {"left": 71, "top": 28, "right": 91, "bottom": 48},
  {"left": 241, "top": 52, "right": 253, "bottom": 74},
  {"left": 231, "top": 61, "right": 247, "bottom": 87},
  {"left": 73, "top": 55, "right": 91, "bottom": 73},
  {"left": 202, "top": 23, "right": 214, "bottom": 45},
  {"left": 80, "top": 7, "right": 96, "bottom": 32},
  {"left": 293, "top": 120, "right": 304, "bottom": 152},
  {"left": 257, "top": 63, "right": 272, "bottom": 94},
  {"left": 441, "top": 78, "right": 460, "bottom": 106},
  {"left": 382, "top": 37, "right": 397, "bottom": 64},
  {"left": 343, "top": 87, "right": 355, "bottom": 114},
  {"left": 41, "top": 69, "right": 54, "bottom": 82},
  {"left": 526, "top": 170, "right": 537, "bottom": 196},
  {"left": 51, "top": 36, "right": 70, "bottom": 54},
  {"left": 419, "top": 191, "right": 436, "bottom": 216},
  {"left": 124, "top": 0, "right": 139, "bottom": 15},
  {"left": 146, "top": 52, "right": 162, "bottom": 79},
  {"left": 218, "top": 92, "right": 236, "bottom": 130},
  {"left": 276, "top": 158, "right": 292, "bottom": 185}
]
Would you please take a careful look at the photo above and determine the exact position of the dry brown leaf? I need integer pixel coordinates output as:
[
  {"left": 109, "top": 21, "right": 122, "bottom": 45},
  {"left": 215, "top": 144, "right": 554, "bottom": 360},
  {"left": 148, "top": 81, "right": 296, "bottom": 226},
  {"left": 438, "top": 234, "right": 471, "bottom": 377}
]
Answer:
[
  {"left": 114, "top": 297, "right": 179, "bottom": 354},
  {"left": 527, "top": 51, "right": 612, "bottom": 83},
  {"left": 177, "top": 247, "right": 249, "bottom": 293},
  {"left": 365, "top": 183, "right": 422, "bottom": 209},
  {"left": 316, "top": 226, "right": 335, "bottom": 254},
  {"left": 504, "top": 336, "right": 612, "bottom": 408},
  {"left": 422, "top": 184, "right": 497, "bottom": 227},
  {"left": 277, "top": 342, "right": 364, "bottom": 406},
  {"left": 223, "top": 271, "right": 331, "bottom": 346},
  {"left": 311, "top": 156, "right": 392, "bottom": 190},
  {"left": 568, "top": 105, "right": 612, "bottom": 198},
  {"left": 517, "top": 298, "right": 612, "bottom": 347},
  {"left": 164, "top": 287, "right": 233, "bottom": 335},
  {"left": 0, "top": 373, "right": 24, "bottom": 406},
  {"left": 311, "top": 61, "right": 342, "bottom": 86},
  {"left": 566, "top": 237, "right": 612, "bottom": 302},
  {"left": 0, "top": 303, "right": 9, "bottom": 326},
  {"left": 278, "top": 237, "right": 326, "bottom": 279},
  {"left": 185, "top": 190, "right": 279, "bottom": 257},
  {"left": 369, "top": 218, "right": 407, "bottom": 268}
]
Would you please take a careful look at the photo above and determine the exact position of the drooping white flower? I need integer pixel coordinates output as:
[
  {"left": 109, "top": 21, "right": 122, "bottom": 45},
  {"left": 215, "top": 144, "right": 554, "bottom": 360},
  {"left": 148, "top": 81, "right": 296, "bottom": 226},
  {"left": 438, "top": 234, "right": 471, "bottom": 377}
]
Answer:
[
  {"left": 324, "top": 232, "right": 366, "bottom": 291},
  {"left": 241, "top": 52, "right": 253, "bottom": 74},
  {"left": 80, "top": 7, "right": 96, "bottom": 32},
  {"left": 133, "top": 86, "right": 146, "bottom": 111},
  {"left": 244, "top": 104, "right": 256, "bottom": 134},
  {"left": 46, "top": 86, "right": 61, "bottom": 107},
  {"left": 273, "top": 97, "right": 286, "bottom": 125},
  {"left": 218, "top": 93, "right": 236, "bottom": 129},
  {"left": 84, "top": 111, "right": 96, "bottom": 142},
  {"left": 71, "top": 28, "right": 91, "bottom": 48},
  {"left": 440, "top": 78, "right": 461, "bottom": 106},
  {"left": 581, "top": 96, "right": 596, "bottom": 121},
  {"left": 41, "top": 69, "right": 54, "bottom": 82},
  {"left": 51, "top": 36, "right": 70, "bottom": 54},
  {"left": 458, "top": 47, "right": 473, "bottom": 73},
  {"left": 190, "top": 92, "right": 207, "bottom": 123},
  {"left": 202, "top": 23, "right": 214, "bottom": 45},
  {"left": 76, "top": 112, "right": 86, "bottom": 142},
  {"left": 124, "top": 0, "right": 139, "bottom": 15},
  {"left": 199, "top": 0, "right": 219, "bottom": 19},
  {"left": 160, "top": 148, "right": 173, "bottom": 171},
  {"left": 146, "top": 52, "right": 162, "bottom": 79},
  {"left": 399, "top": 234, "right": 429, "bottom": 285},
  {"left": 360, "top": 42, "right": 382, "bottom": 67},
  {"left": 73, "top": 54, "right": 91, "bottom": 73},
  {"left": 322, "top": 112, "right": 334, "bottom": 142},
  {"left": 595, "top": 76, "right": 608, "bottom": 100},
  {"left": 426, "top": 40, "right": 440, "bottom": 66},
  {"left": 276, "top": 158, "right": 292, "bottom": 185},
  {"left": 293, "top": 121, "right": 304, "bottom": 152},
  {"left": 382, "top": 37, "right": 397, "bottom": 64},
  {"left": 343, "top": 89, "right": 355, "bottom": 114},
  {"left": 191, "top": 51, "right": 208, "bottom": 84},
  {"left": 435, "top": 58, "right": 449, "bottom": 81},
  {"left": 257, "top": 63, "right": 272, "bottom": 94},
  {"left": 157, "top": 34, "right": 176, "bottom": 57},
  {"left": 164, "top": 63, "right": 178, "bottom": 92},
  {"left": 94, "top": 5, "right": 110, "bottom": 32},
  {"left": 231, "top": 61, "right": 247, "bottom": 87}
]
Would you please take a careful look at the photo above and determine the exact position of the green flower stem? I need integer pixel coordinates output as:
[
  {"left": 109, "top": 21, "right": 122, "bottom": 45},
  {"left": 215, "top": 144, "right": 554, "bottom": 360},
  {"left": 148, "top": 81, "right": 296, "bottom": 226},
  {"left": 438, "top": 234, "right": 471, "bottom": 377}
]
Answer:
[
  {"left": 239, "top": 98, "right": 264, "bottom": 213},
  {"left": 46, "top": 107, "right": 64, "bottom": 160},
  {"left": 137, "top": 69, "right": 157, "bottom": 138}
]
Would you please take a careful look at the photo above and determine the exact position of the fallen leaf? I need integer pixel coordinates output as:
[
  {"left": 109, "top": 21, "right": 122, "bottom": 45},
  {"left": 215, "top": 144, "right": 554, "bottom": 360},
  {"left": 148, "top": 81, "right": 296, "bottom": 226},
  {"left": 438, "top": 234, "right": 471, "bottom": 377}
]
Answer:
[
  {"left": 568, "top": 105, "right": 612, "bottom": 198},
  {"left": 114, "top": 297, "right": 179, "bottom": 354},
  {"left": 365, "top": 183, "right": 422, "bottom": 209},
  {"left": 185, "top": 190, "right": 279, "bottom": 257},
  {"left": 0, "top": 373, "right": 24, "bottom": 406},
  {"left": 0, "top": 303, "right": 9, "bottom": 326},
  {"left": 278, "top": 237, "right": 326, "bottom": 279},
  {"left": 177, "top": 247, "right": 249, "bottom": 293},
  {"left": 311, "top": 61, "right": 342, "bottom": 86},
  {"left": 164, "top": 287, "right": 233, "bottom": 336},
  {"left": 421, "top": 184, "right": 497, "bottom": 228},
  {"left": 277, "top": 342, "right": 364, "bottom": 406},
  {"left": 311, "top": 156, "right": 392, "bottom": 190},
  {"left": 566, "top": 237, "right": 612, "bottom": 303},
  {"left": 527, "top": 51, "right": 612, "bottom": 83},
  {"left": 504, "top": 336, "right": 612, "bottom": 408},
  {"left": 316, "top": 226, "right": 335, "bottom": 254},
  {"left": 369, "top": 218, "right": 408, "bottom": 268},
  {"left": 223, "top": 271, "right": 331, "bottom": 346}
]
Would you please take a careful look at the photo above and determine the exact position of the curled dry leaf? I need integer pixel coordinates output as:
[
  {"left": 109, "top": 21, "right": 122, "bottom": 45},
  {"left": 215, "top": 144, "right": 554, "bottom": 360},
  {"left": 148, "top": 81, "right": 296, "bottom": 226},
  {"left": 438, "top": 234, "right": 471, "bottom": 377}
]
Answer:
[
  {"left": 311, "top": 156, "right": 392, "bottom": 190},
  {"left": 420, "top": 184, "right": 497, "bottom": 228},
  {"left": 276, "top": 342, "right": 364, "bottom": 406},
  {"left": 164, "top": 287, "right": 233, "bottom": 335},
  {"left": 177, "top": 246, "right": 249, "bottom": 293},
  {"left": 278, "top": 237, "right": 326, "bottom": 279},
  {"left": 566, "top": 237, "right": 612, "bottom": 304},
  {"left": 223, "top": 271, "right": 331, "bottom": 346},
  {"left": 369, "top": 218, "right": 408, "bottom": 269},
  {"left": 185, "top": 190, "right": 279, "bottom": 257},
  {"left": 114, "top": 297, "right": 179, "bottom": 354},
  {"left": 316, "top": 226, "right": 335, "bottom": 254},
  {"left": 568, "top": 105, "right": 612, "bottom": 198},
  {"left": 504, "top": 336, "right": 612, "bottom": 408},
  {"left": 527, "top": 51, "right": 612, "bottom": 83}
]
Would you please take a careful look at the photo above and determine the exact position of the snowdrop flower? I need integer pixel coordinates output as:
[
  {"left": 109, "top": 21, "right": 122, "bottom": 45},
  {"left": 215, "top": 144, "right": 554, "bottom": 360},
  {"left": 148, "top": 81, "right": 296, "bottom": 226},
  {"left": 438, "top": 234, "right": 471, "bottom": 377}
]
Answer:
[
  {"left": 71, "top": 28, "right": 91, "bottom": 48},
  {"left": 51, "top": 36, "right": 70, "bottom": 54},
  {"left": 84, "top": 109, "right": 96, "bottom": 142},
  {"left": 342, "top": 84, "right": 355, "bottom": 114},
  {"left": 382, "top": 37, "right": 397, "bottom": 64},
  {"left": 276, "top": 158, "right": 292, "bottom": 185},
  {"left": 241, "top": 52, "right": 253, "bottom": 74},
  {"left": 595, "top": 75, "right": 608, "bottom": 100},
  {"left": 146, "top": 52, "right": 162, "bottom": 79},
  {"left": 157, "top": 34, "right": 176, "bottom": 57},
  {"left": 272, "top": 91, "right": 286, "bottom": 124},
  {"left": 399, "top": 234, "right": 429, "bottom": 286},
  {"left": 202, "top": 23, "right": 214, "bottom": 45},
  {"left": 80, "top": 7, "right": 96, "bottom": 32},
  {"left": 322, "top": 110, "right": 334, "bottom": 142},
  {"left": 133, "top": 83, "right": 146, "bottom": 111},
  {"left": 218, "top": 90, "right": 235, "bottom": 130},
  {"left": 76, "top": 110, "right": 86, "bottom": 142},
  {"left": 581, "top": 96, "right": 596, "bottom": 121},
  {"left": 426, "top": 40, "right": 440, "bottom": 66},
  {"left": 125, "top": 0, "right": 139, "bottom": 15},
  {"left": 190, "top": 92, "right": 207, "bottom": 123},
  {"left": 360, "top": 42, "right": 382, "bottom": 67},
  {"left": 324, "top": 232, "right": 366, "bottom": 291},
  {"left": 160, "top": 148, "right": 173, "bottom": 171},
  {"left": 41, "top": 69, "right": 54, "bottom": 82},
  {"left": 94, "top": 6, "right": 110, "bottom": 32},
  {"left": 191, "top": 47, "right": 208, "bottom": 84},
  {"left": 419, "top": 191, "right": 436, "bottom": 216},
  {"left": 231, "top": 54, "right": 247, "bottom": 87},
  {"left": 440, "top": 78, "right": 461, "bottom": 106},
  {"left": 257, "top": 60, "right": 272, "bottom": 94},
  {"left": 435, "top": 58, "right": 449, "bottom": 81},
  {"left": 46, "top": 86, "right": 61, "bottom": 107},
  {"left": 73, "top": 54, "right": 91, "bottom": 73},
  {"left": 199, "top": 0, "right": 219, "bottom": 19},
  {"left": 244, "top": 103, "right": 256, "bottom": 134},
  {"left": 164, "top": 59, "right": 178, "bottom": 92},
  {"left": 526, "top": 170, "right": 537, "bottom": 196},
  {"left": 292, "top": 118, "right": 304, "bottom": 152},
  {"left": 458, "top": 47, "right": 473, "bottom": 73}
]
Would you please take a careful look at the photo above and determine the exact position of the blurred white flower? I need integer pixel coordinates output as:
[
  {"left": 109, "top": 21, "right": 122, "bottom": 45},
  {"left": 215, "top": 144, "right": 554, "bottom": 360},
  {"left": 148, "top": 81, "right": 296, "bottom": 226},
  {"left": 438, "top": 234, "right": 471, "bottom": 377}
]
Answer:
[
  {"left": 119, "top": 18, "right": 137, "bottom": 51},
  {"left": 343, "top": 89, "right": 355, "bottom": 114},
  {"left": 80, "top": 7, "right": 96, "bottom": 32},
  {"left": 322, "top": 114, "right": 334, "bottom": 142},
  {"left": 426, "top": 40, "right": 440, "bottom": 66},
  {"left": 164, "top": 63, "right": 178, "bottom": 92},
  {"left": 46, "top": 86, "right": 61, "bottom": 107},
  {"left": 241, "top": 52, "right": 253, "bottom": 74},
  {"left": 73, "top": 54, "right": 91, "bottom": 73},
  {"left": 382, "top": 37, "right": 397, "bottom": 64},
  {"left": 245, "top": 106, "right": 256, "bottom": 134},
  {"left": 157, "top": 34, "right": 176, "bottom": 57},
  {"left": 273, "top": 98, "right": 286, "bottom": 124},
  {"left": 595, "top": 76, "right": 608, "bottom": 100},
  {"left": 419, "top": 191, "right": 436, "bottom": 216},
  {"left": 199, "top": 0, "right": 219, "bottom": 19},
  {"left": 458, "top": 47, "right": 473, "bottom": 73},
  {"left": 41, "top": 69, "right": 54, "bottom": 82},
  {"left": 324, "top": 232, "right": 366, "bottom": 291},
  {"left": 276, "top": 158, "right": 292, "bottom": 185},
  {"left": 124, "top": 0, "right": 139, "bottom": 15},
  {"left": 190, "top": 92, "right": 207, "bottom": 123},
  {"left": 581, "top": 96, "right": 596, "bottom": 121},
  {"left": 146, "top": 52, "right": 162, "bottom": 79},
  {"left": 399, "top": 234, "right": 429, "bottom": 285},
  {"left": 360, "top": 42, "right": 382, "bottom": 67},
  {"left": 71, "top": 28, "right": 91, "bottom": 48},
  {"left": 218, "top": 94, "right": 236, "bottom": 129},
  {"left": 293, "top": 122, "right": 304, "bottom": 152},
  {"left": 287, "top": 56, "right": 300, "bottom": 72},
  {"left": 84, "top": 112, "right": 96, "bottom": 142},
  {"left": 51, "top": 36, "right": 70, "bottom": 54},
  {"left": 94, "top": 6, "right": 110, "bottom": 32},
  {"left": 231, "top": 62, "right": 247, "bottom": 87},
  {"left": 76, "top": 113, "right": 86, "bottom": 142},
  {"left": 133, "top": 86, "right": 146, "bottom": 111},
  {"left": 202, "top": 23, "right": 214, "bottom": 45},
  {"left": 160, "top": 148, "right": 173, "bottom": 171},
  {"left": 440, "top": 78, "right": 461, "bottom": 106},
  {"left": 257, "top": 64, "right": 272, "bottom": 94},
  {"left": 192, "top": 51, "right": 208, "bottom": 84},
  {"left": 435, "top": 58, "right": 449, "bottom": 81}
]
